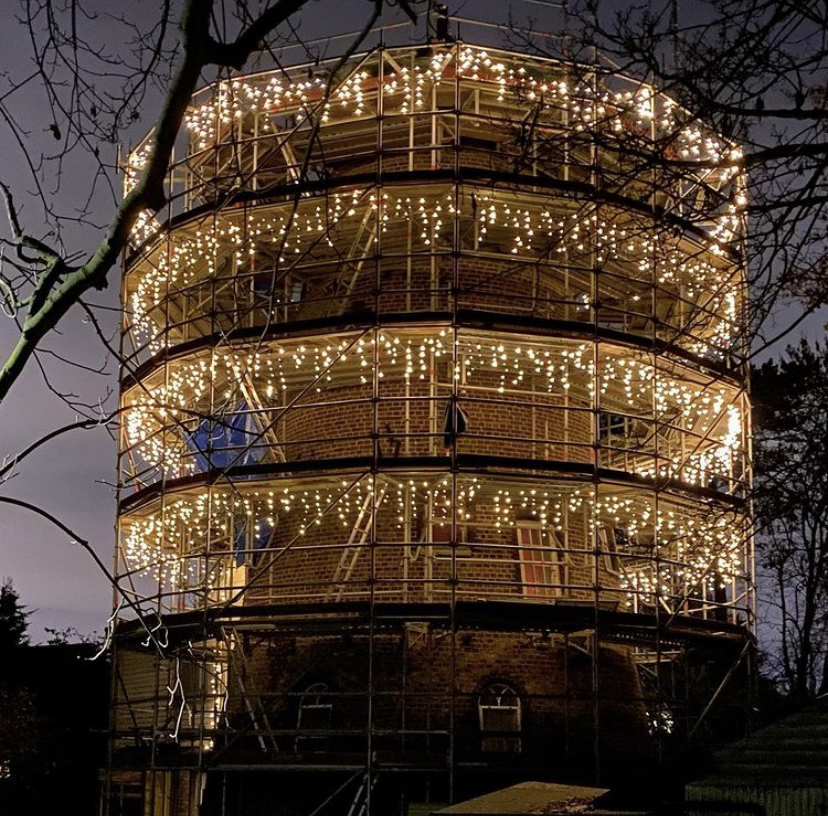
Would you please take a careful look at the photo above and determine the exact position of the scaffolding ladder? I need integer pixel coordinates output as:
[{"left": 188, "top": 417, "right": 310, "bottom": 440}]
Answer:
[
  {"left": 347, "top": 770, "right": 378, "bottom": 816},
  {"left": 327, "top": 482, "right": 388, "bottom": 602},
  {"left": 329, "top": 205, "right": 378, "bottom": 314},
  {"left": 221, "top": 627, "right": 280, "bottom": 756},
  {"left": 237, "top": 374, "right": 287, "bottom": 463}
]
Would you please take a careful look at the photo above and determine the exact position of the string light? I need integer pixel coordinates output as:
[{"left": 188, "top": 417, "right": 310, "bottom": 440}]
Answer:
[
  {"left": 123, "top": 329, "right": 744, "bottom": 492},
  {"left": 119, "top": 43, "right": 750, "bottom": 628},
  {"left": 121, "top": 476, "right": 746, "bottom": 615},
  {"left": 126, "top": 185, "right": 741, "bottom": 360}
]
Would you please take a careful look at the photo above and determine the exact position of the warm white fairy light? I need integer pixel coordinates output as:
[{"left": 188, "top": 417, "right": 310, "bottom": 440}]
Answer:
[
  {"left": 119, "top": 45, "right": 750, "bottom": 624},
  {"left": 123, "top": 326, "right": 744, "bottom": 492},
  {"left": 129, "top": 45, "right": 746, "bottom": 341},
  {"left": 170, "top": 46, "right": 743, "bottom": 206},
  {"left": 486, "top": 483, "right": 744, "bottom": 600},
  {"left": 121, "top": 476, "right": 746, "bottom": 617},
  {"left": 123, "top": 142, "right": 160, "bottom": 246},
  {"left": 127, "top": 182, "right": 742, "bottom": 360}
]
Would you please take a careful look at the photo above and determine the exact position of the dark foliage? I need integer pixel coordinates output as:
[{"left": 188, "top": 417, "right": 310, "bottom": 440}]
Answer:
[
  {"left": 0, "top": 578, "right": 29, "bottom": 654},
  {"left": 753, "top": 340, "right": 828, "bottom": 698},
  {"left": 0, "top": 581, "right": 107, "bottom": 815}
]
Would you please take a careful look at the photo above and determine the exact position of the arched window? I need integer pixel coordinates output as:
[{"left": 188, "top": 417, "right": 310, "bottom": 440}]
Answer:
[
  {"left": 477, "top": 682, "right": 521, "bottom": 753},
  {"left": 296, "top": 682, "right": 333, "bottom": 750}
]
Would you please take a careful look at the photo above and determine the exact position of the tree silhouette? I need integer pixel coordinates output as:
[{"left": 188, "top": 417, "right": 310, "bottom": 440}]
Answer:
[
  {"left": 0, "top": 0, "right": 417, "bottom": 654},
  {"left": 0, "top": 578, "right": 29, "bottom": 655},
  {"left": 0, "top": 0, "right": 415, "bottom": 407},
  {"left": 753, "top": 341, "right": 828, "bottom": 698},
  {"left": 533, "top": 0, "right": 828, "bottom": 351}
]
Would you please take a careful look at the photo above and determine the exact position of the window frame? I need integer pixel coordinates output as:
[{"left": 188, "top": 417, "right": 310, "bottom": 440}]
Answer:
[
  {"left": 295, "top": 681, "right": 334, "bottom": 751},
  {"left": 477, "top": 681, "right": 522, "bottom": 754},
  {"left": 516, "top": 523, "right": 568, "bottom": 598}
]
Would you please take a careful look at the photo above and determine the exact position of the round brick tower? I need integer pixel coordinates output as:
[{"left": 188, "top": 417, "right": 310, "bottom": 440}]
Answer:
[{"left": 109, "top": 37, "right": 753, "bottom": 816}]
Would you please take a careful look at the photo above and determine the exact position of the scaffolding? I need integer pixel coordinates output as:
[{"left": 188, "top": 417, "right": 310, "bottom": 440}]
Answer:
[{"left": 108, "top": 34, "right": 754, "bottom": 816}]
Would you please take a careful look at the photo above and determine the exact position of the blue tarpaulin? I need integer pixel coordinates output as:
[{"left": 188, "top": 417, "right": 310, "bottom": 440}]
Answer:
[
  {"left": 234, "top": 519, "right": 273, "bottom": 566},
  {"left": 185, "top": 402, "right": 266, "bottom": 471}
]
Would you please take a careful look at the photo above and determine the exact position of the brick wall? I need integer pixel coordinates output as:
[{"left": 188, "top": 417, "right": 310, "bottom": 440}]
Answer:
[
  {"left": 225, "top": 627, "right": 653, "bottom": 772},
  {"left": 279, "top": 380, "right": 590, "bottom": 463}
]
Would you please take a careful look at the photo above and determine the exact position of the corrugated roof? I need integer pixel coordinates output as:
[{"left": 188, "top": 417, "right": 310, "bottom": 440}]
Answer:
[
  {"left": 688, "top": 695, "right": 828, "bottom": 788},
  {"left": 433, "top": 782, "right": 624, "bottom": 815},
  {"left": 686, "top": 695, "right": 828, "bottom": 816}
]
